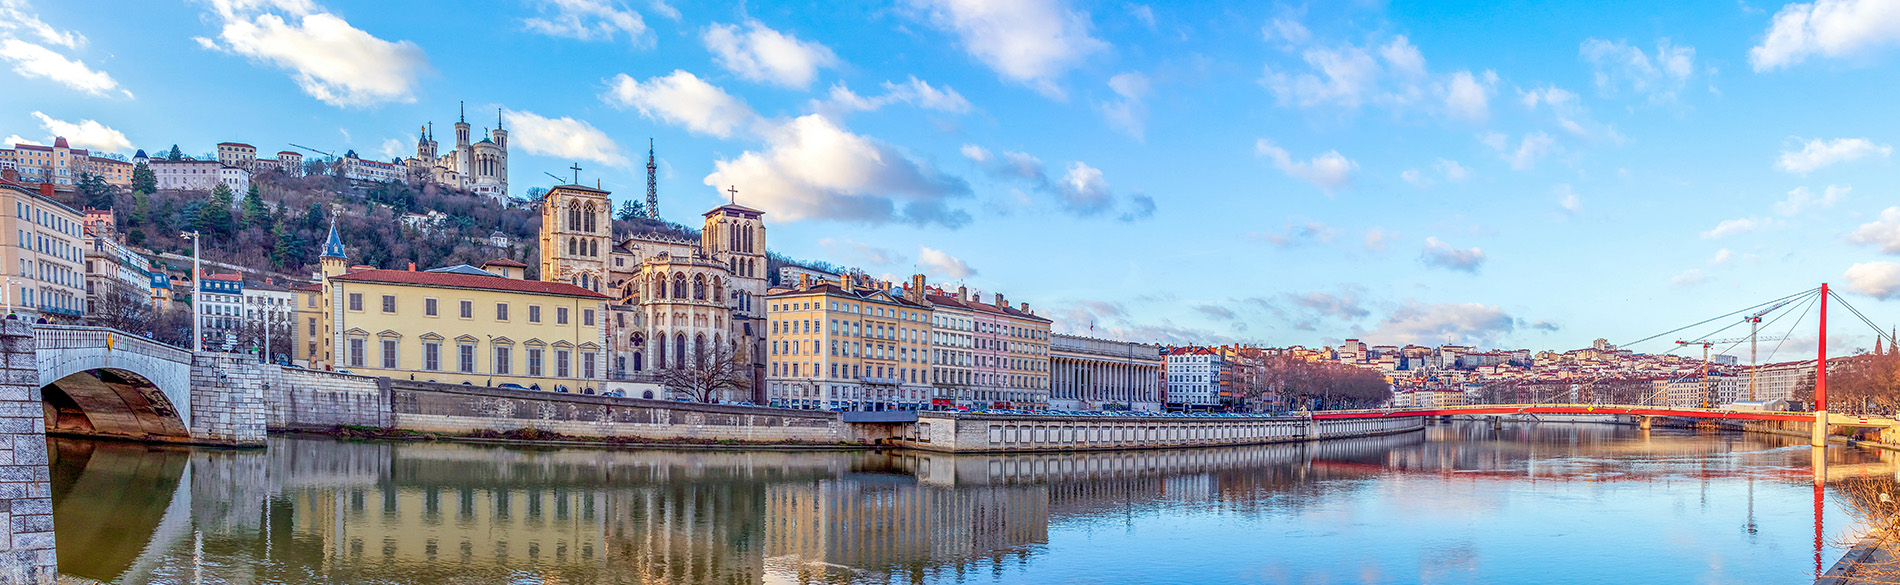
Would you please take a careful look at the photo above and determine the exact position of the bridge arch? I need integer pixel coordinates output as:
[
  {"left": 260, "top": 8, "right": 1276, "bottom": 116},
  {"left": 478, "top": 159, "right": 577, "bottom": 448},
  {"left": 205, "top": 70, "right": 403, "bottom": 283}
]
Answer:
[{"left": 34, "top": 326, "right": 194, "bottom": 442}]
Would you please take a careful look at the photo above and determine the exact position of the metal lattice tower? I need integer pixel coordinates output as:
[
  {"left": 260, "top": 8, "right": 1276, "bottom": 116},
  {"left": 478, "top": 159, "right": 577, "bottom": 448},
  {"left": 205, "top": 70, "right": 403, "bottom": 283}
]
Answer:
[{"left": 645, "top": 138, "right": 659, "bottom": 220}]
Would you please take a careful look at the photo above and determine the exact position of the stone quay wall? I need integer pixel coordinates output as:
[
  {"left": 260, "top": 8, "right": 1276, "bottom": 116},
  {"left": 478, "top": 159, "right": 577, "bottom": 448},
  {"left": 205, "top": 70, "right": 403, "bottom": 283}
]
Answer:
[
  {"left": 261, "top": 366, "right": 388, "bottom": 431},
  {"left": 186, "top": 354, "right": 269, "bottom": 446},
  {"left": 892, "top": 412, "right": 1425, "bottom": 453},
  {"left": 0, "top": 321, "right": 54, "bottom": 583},
  {"left": 385, "top": 380, "right": 858, "bottom": 443}
]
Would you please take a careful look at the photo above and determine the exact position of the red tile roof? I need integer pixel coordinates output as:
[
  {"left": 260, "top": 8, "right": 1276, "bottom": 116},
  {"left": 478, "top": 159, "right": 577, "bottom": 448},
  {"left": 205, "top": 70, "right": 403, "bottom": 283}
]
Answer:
[{"left": 330, "top": 269, "right": 609, "bottom": 299}]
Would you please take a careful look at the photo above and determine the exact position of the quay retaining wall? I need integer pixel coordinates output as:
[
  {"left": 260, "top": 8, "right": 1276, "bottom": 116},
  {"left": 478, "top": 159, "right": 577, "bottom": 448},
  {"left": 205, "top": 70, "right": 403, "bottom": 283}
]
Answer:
[
  {"left": 263, "top": 366, "right": 388, "bottom": 430},
  {"left": 384, "top": 380, "right": 859, "bottom": 443},
  {"left": 891, "top": 412, "right": 1425, "bottom": 453}
]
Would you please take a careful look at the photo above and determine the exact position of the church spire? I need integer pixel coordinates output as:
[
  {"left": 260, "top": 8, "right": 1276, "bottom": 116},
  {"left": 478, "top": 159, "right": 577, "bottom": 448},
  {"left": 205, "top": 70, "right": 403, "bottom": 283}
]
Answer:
[
  {"left": 497, "top": 107, "right": 503, "bottom": 131},
  {"left": 321, "top": 218, "right": 347, "bottom": 259},
  {"left": 459, "top": 101, "right": 466, "bottom": 123}
]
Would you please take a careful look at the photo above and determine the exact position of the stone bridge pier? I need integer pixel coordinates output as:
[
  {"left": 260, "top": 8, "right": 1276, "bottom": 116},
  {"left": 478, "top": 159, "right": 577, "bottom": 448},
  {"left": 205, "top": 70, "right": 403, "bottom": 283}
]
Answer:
[{"left": 0, "top": 321, "right": 56, "bottom": 583}]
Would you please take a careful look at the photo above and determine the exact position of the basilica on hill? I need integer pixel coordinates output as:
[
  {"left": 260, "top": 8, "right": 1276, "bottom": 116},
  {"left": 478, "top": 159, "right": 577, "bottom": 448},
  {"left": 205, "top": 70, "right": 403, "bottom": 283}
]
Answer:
[{"left": 537, "top": 180, "right": 769, "bottom": 402}]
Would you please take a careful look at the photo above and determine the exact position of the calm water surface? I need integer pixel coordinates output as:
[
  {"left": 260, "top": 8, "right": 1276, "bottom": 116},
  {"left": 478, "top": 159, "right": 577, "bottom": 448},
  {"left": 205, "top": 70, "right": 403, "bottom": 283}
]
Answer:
[{"left": 50, "top": 422, "right": 1894, "bottom": 584}]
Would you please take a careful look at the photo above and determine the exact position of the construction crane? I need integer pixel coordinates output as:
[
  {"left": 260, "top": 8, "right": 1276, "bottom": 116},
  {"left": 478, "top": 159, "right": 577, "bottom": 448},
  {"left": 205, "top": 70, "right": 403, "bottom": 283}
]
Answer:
[
  {"left": 1740, "top": 299, "right": 1796, "bottom": 401},
  {"left": 1676, "top": 332, "right": 1792, "bottom": 405},
  {"left": 288, "top": 143, "right": 334, "bottom": 158}
]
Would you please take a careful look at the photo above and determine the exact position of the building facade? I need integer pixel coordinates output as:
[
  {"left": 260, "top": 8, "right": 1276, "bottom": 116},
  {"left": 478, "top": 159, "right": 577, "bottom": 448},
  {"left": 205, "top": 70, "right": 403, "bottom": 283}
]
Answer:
[
  {"left": 199, "top": 273, "right": 245, "bottom": 350},
  {"left": 315, "top": 225, "right": 610, "bottom": 391},
  {"left": 765, "top": 274, "right": 934, "bottom": 411},
  {"left": 1, "top": 137, "right": 132, "bottom": 187},
  {"left": 404, "top": 105, "right": 508, "bottom": 200},
  {"left": 0, "top": 180, "right": 86, "bottom": 320},
  {"left": 81, "top": 210, "right": 151, "bottom": 314},
  {"left": 1163, "top": 347, "right": 1224, "bottom": 411},
  {"left": 216, "top": 142, "right": 257, "bottom": 170},
  {"left": 1050, "top": 334, "right": 1162, "bottom": 412}
]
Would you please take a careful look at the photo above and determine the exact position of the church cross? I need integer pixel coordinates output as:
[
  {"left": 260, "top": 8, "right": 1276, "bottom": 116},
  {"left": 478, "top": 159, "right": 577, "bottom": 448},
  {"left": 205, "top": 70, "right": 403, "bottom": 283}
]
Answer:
[
  {"left": 727, "top": 185, "right": 738, "bottom": 204},
  {"left": 569, "top": 163, "right": 583, "bottom": 185}
]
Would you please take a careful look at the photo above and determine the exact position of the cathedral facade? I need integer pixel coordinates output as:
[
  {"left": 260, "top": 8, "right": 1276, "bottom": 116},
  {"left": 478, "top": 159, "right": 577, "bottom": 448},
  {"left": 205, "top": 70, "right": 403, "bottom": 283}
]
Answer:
[
  {"left": 539, "top": 183, "right": 768, "bottom": 402},
  {"left": 405, "top": 103, "right": 508, "bottom": 200}
]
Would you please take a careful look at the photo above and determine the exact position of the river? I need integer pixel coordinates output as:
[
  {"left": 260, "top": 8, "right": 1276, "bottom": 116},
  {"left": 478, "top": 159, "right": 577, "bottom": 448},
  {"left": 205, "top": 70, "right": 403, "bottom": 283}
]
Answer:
[{"left": 48, "top": 421, "right": 1893, "bottom": 584}]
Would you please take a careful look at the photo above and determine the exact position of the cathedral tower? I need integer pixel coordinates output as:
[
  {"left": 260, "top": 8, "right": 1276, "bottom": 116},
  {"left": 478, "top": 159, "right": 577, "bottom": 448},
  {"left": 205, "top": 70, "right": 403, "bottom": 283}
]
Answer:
[
  {"left": 701, "top": 187, "right": 767, "bottom": 316},
  {"left": 540, "top": 184, "right": 613, "bottom": 292}
]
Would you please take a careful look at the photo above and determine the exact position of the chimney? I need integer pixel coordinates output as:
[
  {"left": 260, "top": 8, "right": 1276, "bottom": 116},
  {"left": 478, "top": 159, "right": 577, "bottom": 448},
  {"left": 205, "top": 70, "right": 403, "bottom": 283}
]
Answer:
[
  {"left": 0, "top": 168, "right": 15, "bottom": 184},
  {"left": 910, "top": 274, "right": 926, "bottom": 303},
  {"left": 994, "top": 292, "right": 1006, "bottom": 308},
  {"left": 1020, "top": 302, "right": 1029, "bottom": 312},
  {"left": 798, "top": 274, "right": 811, "bottom": 290},
  {"left": 407, "top": 262, "right": 416, "bottom": 271},
  {"left": 39, "top": 182, "right": 53, "bottom": 200}
]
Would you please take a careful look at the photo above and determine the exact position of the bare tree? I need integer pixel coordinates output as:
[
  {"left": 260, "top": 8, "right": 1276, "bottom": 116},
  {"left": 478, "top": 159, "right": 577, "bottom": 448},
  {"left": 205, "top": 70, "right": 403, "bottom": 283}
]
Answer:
[
  {"left": 660, "top": 339, "right": 753, "bottom": 403},
  {"left": 81, "top": 284, "right": 152, "bottom": 333}
]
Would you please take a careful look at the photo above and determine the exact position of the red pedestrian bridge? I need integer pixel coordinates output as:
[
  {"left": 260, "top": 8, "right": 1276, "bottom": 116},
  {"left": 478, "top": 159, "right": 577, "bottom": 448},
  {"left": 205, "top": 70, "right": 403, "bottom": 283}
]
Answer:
[{"left": 1309, "top": 404, "right": 1893, "bottom": 426}]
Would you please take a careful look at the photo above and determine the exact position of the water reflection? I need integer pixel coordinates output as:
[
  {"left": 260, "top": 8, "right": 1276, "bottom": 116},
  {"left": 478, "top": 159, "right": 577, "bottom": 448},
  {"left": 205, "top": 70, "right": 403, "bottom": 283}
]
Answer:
[{"left": 50, "top": 422, "right": 1895, "bottom": 585}]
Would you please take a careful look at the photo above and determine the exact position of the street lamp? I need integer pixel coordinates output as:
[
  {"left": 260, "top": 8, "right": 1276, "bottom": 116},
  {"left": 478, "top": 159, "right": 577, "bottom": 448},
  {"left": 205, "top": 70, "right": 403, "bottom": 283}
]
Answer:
[
  {"left": 180, "top": 231, "right": 200, "bottom": 352},
  {"left": 1, "top": 277, "right": 21, "bottom": 319}
]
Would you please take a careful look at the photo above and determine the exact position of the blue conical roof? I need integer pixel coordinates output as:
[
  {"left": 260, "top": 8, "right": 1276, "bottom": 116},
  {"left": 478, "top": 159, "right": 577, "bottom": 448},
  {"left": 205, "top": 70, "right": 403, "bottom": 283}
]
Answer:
[{"left": 321, "top": 220, "right": 346, "bottom": 259}]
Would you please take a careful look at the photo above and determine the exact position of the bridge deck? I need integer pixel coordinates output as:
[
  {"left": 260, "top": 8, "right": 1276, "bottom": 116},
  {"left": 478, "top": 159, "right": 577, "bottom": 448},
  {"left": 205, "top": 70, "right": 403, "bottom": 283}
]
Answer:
[{"left": 1309, "top": 404, "right": 1864, "bottom": 424}]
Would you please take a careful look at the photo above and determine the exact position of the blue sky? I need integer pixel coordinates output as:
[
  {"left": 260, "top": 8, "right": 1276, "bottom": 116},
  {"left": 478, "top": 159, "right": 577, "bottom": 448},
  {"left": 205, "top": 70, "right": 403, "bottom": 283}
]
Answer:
[{"left": 5, "top": 0, "right": 1900, "bottom": 355}]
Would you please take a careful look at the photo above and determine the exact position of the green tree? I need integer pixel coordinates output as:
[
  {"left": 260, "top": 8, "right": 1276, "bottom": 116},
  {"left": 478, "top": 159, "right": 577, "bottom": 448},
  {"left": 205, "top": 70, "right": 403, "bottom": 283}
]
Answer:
[
  {"left": 131, "top": 161, "right": 156, "bottom": 193},
  {"left": 129, "top": 190, "right": 150, "bottom": 227},
  {"left": 241, "top": 183, "right": 267, "bottom": 227},
  {"left": 199, "top": 183, "right": 236, "bottom": 241},
  {"left": 77, "top": 172, "right": 111, "bottom": 209},
  {"left": 270, "top": 219, "right": 293, "bottom": 268},
  {"left": 616, "top": 199, "right": 646, "bottom": 221},
  {"left": 165, "top": 145, "right": 184, "bottom": 161}
]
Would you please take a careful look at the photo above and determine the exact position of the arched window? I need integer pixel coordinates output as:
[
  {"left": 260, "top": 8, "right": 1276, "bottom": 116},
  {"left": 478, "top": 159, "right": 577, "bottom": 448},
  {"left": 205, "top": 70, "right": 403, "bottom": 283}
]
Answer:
[
  {"left": 694, "top": 334, "right": 706, "bottom": 363},
  {"left": 728, "top": 222, "right": 738, "bottom": 250},
  {"left": 632, "top": 352, "right": 643, "bottom": 371},
  {"left": 692, "top": 274, "right": 706, "bottom": 300},
  {"left": 672, "top": 273, "right": 687, "bottom": 299},
  {"left": 673, "top": 333, "right": 686, "bottom": 368},
  {"left": 655, "top": 331, "right": 667, "bottom": 368},
  {"left": 567, "top": 237, "right": 576, "bottom": 255},
  {"left": 744, "top": 227, "right": 755, "bottom": 253},
  {"left": 653, "top": 273, "right": 667, "bottom": 299},
  {"left": 568, "top": 204, "right": 580, "bottom": 231},
  {"left": 583, "top": 203, "right": 596, "bottom": 232},
  {"left": 589, "top": 240, "right": 598, "bottom": 256},
  {"left": 712, "top": 278, "right": 724, "bottom": 304}
]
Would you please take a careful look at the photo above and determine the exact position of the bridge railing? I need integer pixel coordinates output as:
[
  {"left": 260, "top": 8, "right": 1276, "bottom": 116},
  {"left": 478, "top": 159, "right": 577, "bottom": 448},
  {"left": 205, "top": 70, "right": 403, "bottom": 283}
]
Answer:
[
  {"left": 1314, "top": 403, "right": 1816, "bottom": 416},
  {"left": 32, "top": 324, "right": 193, "bottom": 363}
]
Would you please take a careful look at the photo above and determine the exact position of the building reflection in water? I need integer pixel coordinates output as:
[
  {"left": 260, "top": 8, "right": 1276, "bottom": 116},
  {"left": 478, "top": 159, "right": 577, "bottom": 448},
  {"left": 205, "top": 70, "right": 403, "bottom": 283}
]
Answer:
[{"left": 49, "top": 421, "right": 1879, "bottom": 585}]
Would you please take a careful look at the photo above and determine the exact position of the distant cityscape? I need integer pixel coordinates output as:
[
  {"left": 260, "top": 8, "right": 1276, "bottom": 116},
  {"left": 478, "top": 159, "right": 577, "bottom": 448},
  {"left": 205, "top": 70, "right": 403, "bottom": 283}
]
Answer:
[{"left": 0, "top": 130, "right": 1830, "bottom": 415}]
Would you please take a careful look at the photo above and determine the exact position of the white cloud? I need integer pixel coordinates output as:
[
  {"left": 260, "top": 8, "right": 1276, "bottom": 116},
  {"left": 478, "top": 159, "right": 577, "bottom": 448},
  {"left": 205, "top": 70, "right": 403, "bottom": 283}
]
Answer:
[
  {"left": 1848, "top": 207, "right": 1900, "bottom": 253},
  {"left": 1401, "top": 168, "right": 1433, "bottom": 188},
  {"left": 0, "top": 39, "right": 129, "bottom": 97},
  {"left": 918, "top": 246, "right": 978, "bottom": 278},
  {"left": 1777, "top": 137, "right": 1891, "bottom": 174},
  {"left": 1264, "top": 42, "right": 1382, "bottom": 108},
  {"left": 0, "top": 0, "right": 83, "bottom": 49},
  {"left": 522, "top": 0, "right": 649, "bottom": 44},
  {"left": 1364, "top": 227, "right": 1397, "bottom": 252},
  {"left": 1249, "top": 220, "right": 1339, "bottom": 248},
  {"left": 907, "top": 0, "right": 1108, "bottom": 98},
  {"left": 1580, "top": 38, "right": 1696, "bottom": 103},
  {"left": 1100, "top": 71, "right": 1150, "bottom": 140},
  {"left": 602, "top": 70, "right": 756, "bottom": 138},
  {"left": 1710, "top": 248, "right": 1734, "bottom": 266},
  {"left": 196, "top": 0, "right": 429, "bottom": 107},
  {"left": 1255, "top": 138, "right": 1354, "bottom": 193},
  {"left": 1, "top": 135, "right": 29, "bottom": 146},
  {"left": 502, "top": 109, "right": 631, "bottom": 168},
  {"left": 28, "top": 111, "right": 129, "bottom": 152},
  {"left": 1846, "top": 261, "right": 1900, "bottom": 299},
  {"left": 1127, "top": 3, "right": 1155, "bottom": 29},
  {"left": 1421, "top": 236, "right": 1485, "bottom": 272},
  {"left": 960, "top": 143, "right": 991, "bottom": 163},
  {"left": 1366, "top": 302, "right": 1517, "bottom": 346},
  {"left": 823, "top": 77, "right": 971, "bottom": 115},
  {"left": 1701, "top": 217, "right": 1762, "bottom": 239},
  {"left": 817, "top": 237, "right": 902, "bottom": 266},
  {"left": 1672, "top": 269, "right": 1709, "bottom": 286},
  {"left": 1555, "top": 184, "right": 1581, "bottom": 213},
  {"left": 1750, "top": 0, "right": 1900, "bottom": 71},
  {"left": 376, "top": 137, "right": 406, "bottom": 160},
  {"left": 1057, "top": 161, "right": 1114, "bottom": 215},
  {"left": 1443, "top": 70, "right": 1494, "bottom": 121},
  {"left": 1774, "top": 184, "right": 1849, "bottom": 215},
  {"left": 702, "top": 20, "right": 838, "bottom": 89},
  {"left": 1480, "top": 131, "right": 1556, "bottom": 170},
  {"left": 1262, "top": 17, "right": 1310, "bottom": 45},
  {"left": 1437, "top": 158, "right": 1469, "bottom": 181},
  {"left": 702, "top": 114, "right": 972, "bottom": 227}
]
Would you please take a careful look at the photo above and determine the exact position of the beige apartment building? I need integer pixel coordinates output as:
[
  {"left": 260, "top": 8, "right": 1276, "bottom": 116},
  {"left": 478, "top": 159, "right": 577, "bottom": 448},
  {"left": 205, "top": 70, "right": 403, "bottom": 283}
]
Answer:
[
  {"left": 765, "top": 273, "right": 934, "bottom": 411},
  {"left": 0, "top": 178, "right": 87, "bottom": 321}
]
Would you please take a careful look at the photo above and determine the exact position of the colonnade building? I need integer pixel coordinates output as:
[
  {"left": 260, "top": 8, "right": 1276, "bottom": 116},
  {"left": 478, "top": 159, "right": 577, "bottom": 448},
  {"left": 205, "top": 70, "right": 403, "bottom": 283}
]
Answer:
[{"left": 1049, "top": 334, "right": 1163, "bottom": 412}]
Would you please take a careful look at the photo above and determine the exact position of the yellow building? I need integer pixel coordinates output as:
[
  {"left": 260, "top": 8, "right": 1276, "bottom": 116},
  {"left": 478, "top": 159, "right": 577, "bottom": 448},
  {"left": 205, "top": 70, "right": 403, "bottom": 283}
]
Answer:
[
  {"left": 0, "top": 137, "right": 131, "bottom": 187},
  {"left": 314, "top": 224, "right": 610, "bottom": 392},
  {"left": 0, "top": 178, "right": 87, "bottom": 321},
  {"left": 764, "top": 273, "right": 934, "bottom": 411}
]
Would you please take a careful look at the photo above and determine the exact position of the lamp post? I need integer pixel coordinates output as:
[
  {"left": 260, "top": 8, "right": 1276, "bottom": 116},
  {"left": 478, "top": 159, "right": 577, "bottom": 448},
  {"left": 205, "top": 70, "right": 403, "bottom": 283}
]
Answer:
[
  {"left": 2, "top": 277, "right": 20, "bottom": 319},
  {"left": 181, "top": 231, "right": 200, "bottom": 352}
]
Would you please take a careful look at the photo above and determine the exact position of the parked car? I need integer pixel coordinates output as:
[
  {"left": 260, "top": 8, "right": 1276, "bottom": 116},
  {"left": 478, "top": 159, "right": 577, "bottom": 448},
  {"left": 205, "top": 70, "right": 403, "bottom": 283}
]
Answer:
[{"left": 498, "top": 383, "right": 528, "bottom": 390}]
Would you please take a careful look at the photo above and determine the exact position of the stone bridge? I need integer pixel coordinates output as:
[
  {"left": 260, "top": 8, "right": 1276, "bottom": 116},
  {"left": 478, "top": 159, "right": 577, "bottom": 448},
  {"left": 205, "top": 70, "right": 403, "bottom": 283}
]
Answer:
[{"left": 33, "top": 324, "right": 264, "bottom": 446}]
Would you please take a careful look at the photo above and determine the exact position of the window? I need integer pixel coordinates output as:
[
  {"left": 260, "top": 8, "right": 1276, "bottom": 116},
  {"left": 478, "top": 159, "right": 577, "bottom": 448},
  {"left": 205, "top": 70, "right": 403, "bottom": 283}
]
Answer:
[
  {"left": 582, "top": 309, "right": 594, "bottom": 326},
  {"left": 459, "top": 300, "right": 473, "bottom": 319},
  {"left": 495, "top": 346, "right": 512, "bottom": 375},
  {"left": 425, "top": 298, "right": 438, "bottom": 316},
  {"left": 382, "top": 295, "right": 396, "bottom": 313},
  {"left": 424, "top": 342, "right": 441, "bottom": 371},
  {"left": 557, "top": 307, "right": 569, "bottom": 324},
  {"left": 307, "top": 318, "right": 316, "bottom": 336},
  {"left": 556, "top": 350, "right": 571, "bottom": 377},
  {"left": 381, "top": 340, "right": 398, "bottom": 368},
  {"left": 496, "top": 303, "right": 509, "bottom": 321},
  {"left": 582, "top": 352, "right": 596, "bottom": 379},
  {"left": 528, "top": 348, "right": 544, "bottom": 376},
  {"left": 458, "top": 343, "right": 476, "bottom": 373},
  {"left": 348, "top": 338, "right": 365, "bottom": 367},
  {"left": 529, "top": 305, "right": 541, "bottom": 323},
  {"left": 348, "top": 293, "right": 362, "bottom": 311}
]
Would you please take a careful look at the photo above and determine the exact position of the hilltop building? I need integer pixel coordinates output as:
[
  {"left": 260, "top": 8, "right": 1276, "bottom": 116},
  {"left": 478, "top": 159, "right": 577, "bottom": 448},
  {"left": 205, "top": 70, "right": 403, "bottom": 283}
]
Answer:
[{"left": 404, "top": 103, "right": 508, "bottom": 200}]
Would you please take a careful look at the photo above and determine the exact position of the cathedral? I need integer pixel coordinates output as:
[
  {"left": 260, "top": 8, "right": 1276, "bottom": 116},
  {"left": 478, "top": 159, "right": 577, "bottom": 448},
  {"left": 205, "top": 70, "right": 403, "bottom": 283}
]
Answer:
[
  {"left": 405, "top": 102, "right": 509, "bottom": 200},
  {"left": 538, "top": 182, "right": 768, "bottom": 402}
]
